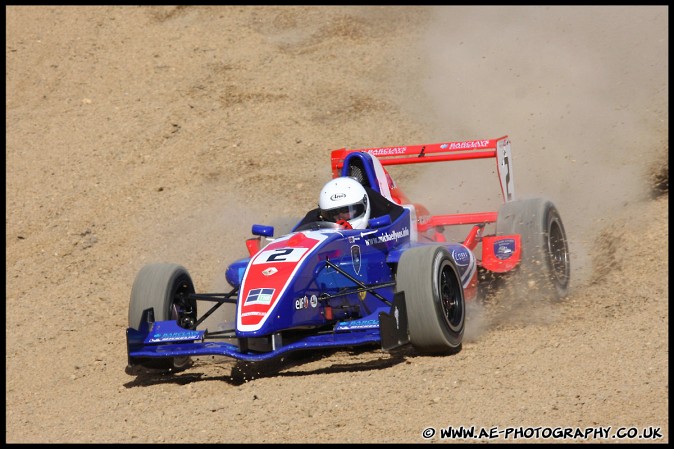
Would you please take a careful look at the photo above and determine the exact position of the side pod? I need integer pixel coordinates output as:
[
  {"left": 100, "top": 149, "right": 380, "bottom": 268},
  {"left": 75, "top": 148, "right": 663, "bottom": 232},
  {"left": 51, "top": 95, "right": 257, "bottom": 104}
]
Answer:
[{"left": 481, "top": 234, "right": 521, "bottom": 273}]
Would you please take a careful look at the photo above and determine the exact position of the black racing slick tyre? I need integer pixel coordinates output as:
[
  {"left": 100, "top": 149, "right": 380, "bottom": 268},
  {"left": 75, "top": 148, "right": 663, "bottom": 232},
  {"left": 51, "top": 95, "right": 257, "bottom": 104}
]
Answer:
[
  {"left": 496, "top": 198, "right": 570, "bottom": 300},
  {"left": 128, "top": 263, "right": 197, "bottom": 372},
  {"left": 396, "top": 245, "right": 465, "bottom": 355}
]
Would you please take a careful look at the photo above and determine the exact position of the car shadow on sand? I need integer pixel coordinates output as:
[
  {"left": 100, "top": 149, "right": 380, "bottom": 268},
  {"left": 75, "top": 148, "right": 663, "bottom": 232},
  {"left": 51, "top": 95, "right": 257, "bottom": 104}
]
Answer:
[{"left": 123, "top": 344, "right": 419, "bottom": 388}]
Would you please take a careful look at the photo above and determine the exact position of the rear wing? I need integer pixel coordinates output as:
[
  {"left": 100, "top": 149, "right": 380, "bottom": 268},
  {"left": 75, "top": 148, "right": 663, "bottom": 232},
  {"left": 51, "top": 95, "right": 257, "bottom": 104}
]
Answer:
[{"left": 331, "top": 135, "right": 515, "bottom": 204}]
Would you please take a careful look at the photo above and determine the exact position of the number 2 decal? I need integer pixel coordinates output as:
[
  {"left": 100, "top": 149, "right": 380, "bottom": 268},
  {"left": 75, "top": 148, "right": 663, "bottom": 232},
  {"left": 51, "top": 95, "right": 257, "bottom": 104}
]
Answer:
[
  {"left": 253, "top": 247, "right": 309, "bottom": 265},
  {"left": 497, "top": 138, "right": 515, "bottom": 202},
  {"left": 502, "top": 152, "right": 512, "bottom": 200},
  {"left": 266, "top": 248, "right": 294, "bottom": 262}
]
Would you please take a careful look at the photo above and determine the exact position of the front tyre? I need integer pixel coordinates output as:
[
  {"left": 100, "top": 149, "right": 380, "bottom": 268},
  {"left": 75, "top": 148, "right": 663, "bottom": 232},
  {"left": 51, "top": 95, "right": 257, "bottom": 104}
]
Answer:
[
  {"left": 497, "top": 198, "right": 570, "bottom": 300},
  {"left": 128, "top": 263, "right": 197, "bottom": 372},
  {"left": 396, "top": 245, "right": 465, "bottom": 354}
]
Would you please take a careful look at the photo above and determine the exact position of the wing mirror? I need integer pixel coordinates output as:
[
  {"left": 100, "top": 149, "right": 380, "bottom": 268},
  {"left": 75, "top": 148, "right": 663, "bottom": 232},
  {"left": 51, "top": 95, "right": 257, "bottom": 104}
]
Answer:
[
  {"left": 252, "top": 224, "right": 274, "bottom": 237},
  {"left": 247, "top": 225, "right": 275, "bottom": 257}
]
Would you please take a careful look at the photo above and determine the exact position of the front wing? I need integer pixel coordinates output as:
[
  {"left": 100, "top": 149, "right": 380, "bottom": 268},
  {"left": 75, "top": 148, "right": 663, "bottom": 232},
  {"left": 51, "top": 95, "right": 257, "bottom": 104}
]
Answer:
[{"left": 127, "top": 294, "right": 409, "bottom": 364}]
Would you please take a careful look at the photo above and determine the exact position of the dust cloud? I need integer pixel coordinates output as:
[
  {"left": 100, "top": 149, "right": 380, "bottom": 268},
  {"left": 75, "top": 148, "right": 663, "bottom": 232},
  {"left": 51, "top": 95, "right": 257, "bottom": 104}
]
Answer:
[{"left": 396, "top": 6, "right": 668, "bottom": 287}]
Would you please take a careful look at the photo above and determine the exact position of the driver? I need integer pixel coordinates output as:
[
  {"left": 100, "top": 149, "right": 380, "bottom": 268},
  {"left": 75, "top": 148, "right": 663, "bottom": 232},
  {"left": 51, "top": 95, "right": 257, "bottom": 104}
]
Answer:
[
  {"left": 294, "top": 176, "right": 405, "bottom": 231},
  {"left": 318, "top": 176, "right": 371, "bottom": 229},
  {"left": 294, "top": 176, "right": 371, "bottom": 230}
]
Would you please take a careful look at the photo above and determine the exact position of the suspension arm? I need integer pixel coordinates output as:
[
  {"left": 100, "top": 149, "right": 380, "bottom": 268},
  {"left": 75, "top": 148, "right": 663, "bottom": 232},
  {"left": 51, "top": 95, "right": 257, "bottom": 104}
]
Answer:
[
  {"left": 188, "top": 288, "right": 239, "bottom": 329},
  {"left": 324, "top": 259, "right": 394, "bottom": 307}
]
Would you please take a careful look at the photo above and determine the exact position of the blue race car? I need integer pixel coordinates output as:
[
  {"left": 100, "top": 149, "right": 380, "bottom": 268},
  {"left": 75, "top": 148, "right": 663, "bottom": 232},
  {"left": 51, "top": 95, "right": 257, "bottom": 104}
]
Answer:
[{"left": 126, "top": 136, "right": 570, "bottom": 374}]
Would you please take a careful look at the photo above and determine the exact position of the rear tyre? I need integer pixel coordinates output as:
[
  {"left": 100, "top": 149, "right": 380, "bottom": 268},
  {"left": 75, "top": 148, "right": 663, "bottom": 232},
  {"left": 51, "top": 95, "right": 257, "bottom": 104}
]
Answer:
[
  {"left": 396, "top": 245, "right": 465, "bottom": 354},
  {"left": 128, "top": 263, "right": 197, "bottom": 372},
  {"left": 496, "top": 198, "right": 570, "bottom": 300}
]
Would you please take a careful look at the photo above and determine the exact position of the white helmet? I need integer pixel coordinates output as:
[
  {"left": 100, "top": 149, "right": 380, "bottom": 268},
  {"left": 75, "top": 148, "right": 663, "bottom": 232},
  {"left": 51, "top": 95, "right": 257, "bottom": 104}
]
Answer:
[{"left": 319, "top": 177, "right": 370, "bottom": 229}]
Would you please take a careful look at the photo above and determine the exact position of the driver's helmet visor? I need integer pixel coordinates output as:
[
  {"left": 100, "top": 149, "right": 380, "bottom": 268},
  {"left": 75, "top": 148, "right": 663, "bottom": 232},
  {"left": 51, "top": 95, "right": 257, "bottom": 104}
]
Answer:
[{"left": 321, "top": 201, "right": 366, "bottom": 223}]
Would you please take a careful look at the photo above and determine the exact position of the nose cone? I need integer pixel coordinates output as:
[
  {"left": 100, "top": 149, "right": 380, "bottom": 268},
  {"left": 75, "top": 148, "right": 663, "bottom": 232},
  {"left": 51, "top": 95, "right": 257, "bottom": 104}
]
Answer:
[{"left": 236, "top": 231, "right": 330, "bottom": 333}]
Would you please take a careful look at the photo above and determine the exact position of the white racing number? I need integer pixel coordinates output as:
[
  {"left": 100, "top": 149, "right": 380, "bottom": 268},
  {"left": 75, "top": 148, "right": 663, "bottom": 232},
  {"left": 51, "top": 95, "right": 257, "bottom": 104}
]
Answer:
[
  {"left": 252, "top": 247, "right": 309, "bottom": 264},
  {"left": 497, "top": 138, "right": 515, "bottom": 201}
]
